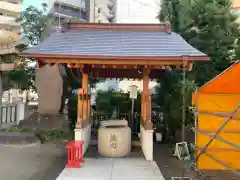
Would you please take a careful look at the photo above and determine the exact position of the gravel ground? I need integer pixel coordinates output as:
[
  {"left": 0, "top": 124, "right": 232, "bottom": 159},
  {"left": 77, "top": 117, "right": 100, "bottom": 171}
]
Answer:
[{"left": 153, "top": 143, "right": 239, "bottom": 180}]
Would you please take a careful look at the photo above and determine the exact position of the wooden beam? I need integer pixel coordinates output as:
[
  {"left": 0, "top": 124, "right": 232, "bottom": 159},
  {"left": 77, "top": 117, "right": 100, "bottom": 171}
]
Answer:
[
  {"left": 21, "top": 52, "right": 209, "bottom": 61},
  {"left": 42, "top": 59, "right": 184, "bottom": 66}
]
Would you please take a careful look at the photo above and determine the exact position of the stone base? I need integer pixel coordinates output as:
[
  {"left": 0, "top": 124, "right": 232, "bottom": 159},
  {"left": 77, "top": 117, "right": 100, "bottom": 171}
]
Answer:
[
  {"left": 74, "top": 123, "right": 91, "bottom": 155},
  {"left": 140, "top": 124, "right": 153, "bottom": 160}
]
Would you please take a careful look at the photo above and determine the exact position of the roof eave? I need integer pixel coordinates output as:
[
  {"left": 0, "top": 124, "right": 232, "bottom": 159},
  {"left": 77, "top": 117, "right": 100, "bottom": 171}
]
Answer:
[{"left": 20, "top": 53, "right": 210, "bottom": 61}]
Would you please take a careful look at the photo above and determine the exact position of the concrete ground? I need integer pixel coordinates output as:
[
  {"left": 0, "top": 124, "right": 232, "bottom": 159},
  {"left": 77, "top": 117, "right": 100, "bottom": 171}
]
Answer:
[
  {"left": 2, "top": 141, "right": 238, "bottom": 180},
  {"left": 56, "top": 158, "right": 165, "bottom": 180},
  {"left": 154, "top": 143, "right": 239, "bottom": 180},
  {"left": 0, "top": 142, "right": 67, "bottom": 180}
]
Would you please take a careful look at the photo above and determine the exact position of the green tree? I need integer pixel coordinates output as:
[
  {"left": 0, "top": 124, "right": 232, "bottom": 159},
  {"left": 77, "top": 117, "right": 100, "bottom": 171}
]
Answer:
[
  {"left": 155, "top": 69, "right": 196, "bottom": 138},
  {"left": 95, "top": 89, "right": 141, "bottom": 115},
  {"left": 156, "top": 0, "right": 240, "bottom": 140},
  {"left": 160, "top": 0, "right": 240, "bottom": 85},
  {"left": 19, "top": 5, "right": 51, "bottom": 46},
  {"left": 6, "top": 4, "right": 52, "bottom": 103}
]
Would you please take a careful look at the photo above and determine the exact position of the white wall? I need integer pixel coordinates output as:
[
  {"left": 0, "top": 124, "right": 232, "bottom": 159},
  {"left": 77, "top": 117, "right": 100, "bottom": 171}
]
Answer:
[
  {"left": 89, "top": 0, "right": 116, "bottom": 23},
  {"left": 0, "top": 102, "right": 26, "bottom": 129},
  {"left": 118, "top": 79, "right": 157, "bottom": 93},
  {"left": 140, "top": 125, "right": 153, "bottom": 160},
  {"left": 47, "top": 0, "right": 85, "bottom": 11},
  {"left": 74, "top": 124, "right": 91, "bottom": 155},
  {"left": 95, "top": 79, "right": 157, "bottom": 94},
  {"left": 116, "top": 0, "right": 160, "bottom": 23}
]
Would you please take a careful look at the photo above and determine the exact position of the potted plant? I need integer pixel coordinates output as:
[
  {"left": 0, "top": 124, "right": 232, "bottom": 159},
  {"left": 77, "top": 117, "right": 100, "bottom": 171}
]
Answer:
[{"left": 154, "top": 124, "right": 164, "bottom": 142}]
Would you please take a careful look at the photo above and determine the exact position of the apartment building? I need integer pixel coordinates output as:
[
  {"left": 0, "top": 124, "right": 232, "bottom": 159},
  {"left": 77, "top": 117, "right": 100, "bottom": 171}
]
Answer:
[
  {"left": 232, "top": 0, "right": 240, "bottom": 23},
  {"left": 48, "top": 0, "right": 116, "bottom": 25},
  {"left": 48, "top": 0, "right": 87, "bottom": 27},
  {"left": 86, "top": 0, "right": 116, "bottom": 23},
  {"left": 0, "top": 0, "right": 21, "bottom": 54},
  {"left": 232, "top": 0, "right": 240, "bottom": 10}
]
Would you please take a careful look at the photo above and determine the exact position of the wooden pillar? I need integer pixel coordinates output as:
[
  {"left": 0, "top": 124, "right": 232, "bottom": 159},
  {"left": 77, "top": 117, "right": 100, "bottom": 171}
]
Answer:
[
  {"left": 148, "top": 94, "right": 152, "bottom": 121},
  {"left": 142, "top": 68, "right": 150, "bottom": 121},
  {"left": 76, "top": 88, "right": 83, "bottom": 128},
  {"left": 76, "top": 71, "right": 89, "bottom": 128},
  {"left": 141, "top": 68, "right": 152, "bottom": 129},
  {"left": 82, "top": 72, "right": 88, "bottom": 122},
  {"left": 141, "top": 91, "right": 144, "bottom": 120},
  {"left": 87, "top": 95, "right": 91, "bottom": 119}
]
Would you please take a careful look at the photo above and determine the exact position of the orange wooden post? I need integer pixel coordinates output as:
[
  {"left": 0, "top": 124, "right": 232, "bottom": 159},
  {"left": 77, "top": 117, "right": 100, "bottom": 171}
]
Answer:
[
  {"left": 87, "top": 95, "right": 91, "bottom": 119},
  {"left": 148, "top": 94, "right": 152, "bottom": 121},
  {"left": 76, "top": 71, "right": 89, "bottom": 128},
  {"left": 142, "top": 68, "right": 150, "bottom": 122},
  {"left": 82, "top": 73, "right": 88, "bottom": 121},
  {"left": 141, "top": 91, "right": 144, "bottom": 120},
  {"left": 77, "top": 88, "right": 83, "bottom": 128}
]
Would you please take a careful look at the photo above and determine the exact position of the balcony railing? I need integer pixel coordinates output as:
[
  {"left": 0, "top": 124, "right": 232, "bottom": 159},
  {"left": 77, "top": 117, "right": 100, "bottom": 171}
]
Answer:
[
  {"left": 0, "top": 15, "right": 19, "bottom": 27},
  {"left": 0, "top": 1, "right": 20, "bottom": 13},
  {"left": 55, "top": 0, "right": 85, "bottom": 9},
  {"left": 53, "top": 7, "right": 86, "bottom": 20}
]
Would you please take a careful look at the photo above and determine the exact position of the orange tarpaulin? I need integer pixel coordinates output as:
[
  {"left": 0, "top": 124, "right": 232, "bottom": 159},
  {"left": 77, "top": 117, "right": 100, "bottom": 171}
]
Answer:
[
  {"left": 199, "top": 61, "right": 240, "bottom": 94},
  {"left": 193, "top": 61, "right": 240, "bottom": 170}
]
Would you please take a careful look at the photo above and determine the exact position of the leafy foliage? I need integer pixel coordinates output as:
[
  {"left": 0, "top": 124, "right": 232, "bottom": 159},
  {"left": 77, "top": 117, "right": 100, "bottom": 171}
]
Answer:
[
  {"left": 96, "top": 89, "right": 141, "bottom": 115},
  {"left": 18, "top": 5, "right": 50, "bottom": 46},
  {"left": 36, "top": 129, "right": 72, "bottom": 143},
  {"left": 0, "top": 4, "right": 51, "bottom": 98},
  {"left": 160, "top": 0, "right": 240, "bottom": 85},
  {"left": 67, "top": 94, "right": 78, "bottom": 130},
  {"left": 155, "top": 69, "right": 195, "bottom": 135},
  {"left": 5, "top": 4, "right": 54, "bottom": 94}
]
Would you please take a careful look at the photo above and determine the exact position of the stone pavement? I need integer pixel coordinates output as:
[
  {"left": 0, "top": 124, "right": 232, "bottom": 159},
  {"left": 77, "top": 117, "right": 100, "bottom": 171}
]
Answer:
[
  {"left": 56, "top": 158, "right": 165, "bottom": 180},
  {"left": 0, "top": 142, "right": 66, "bottom": 180}
]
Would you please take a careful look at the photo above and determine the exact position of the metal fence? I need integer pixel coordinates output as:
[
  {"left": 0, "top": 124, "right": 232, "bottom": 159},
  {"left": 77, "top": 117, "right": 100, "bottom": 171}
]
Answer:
[{"left": 0, "top": 104, "right": 17, "bottom": 125}]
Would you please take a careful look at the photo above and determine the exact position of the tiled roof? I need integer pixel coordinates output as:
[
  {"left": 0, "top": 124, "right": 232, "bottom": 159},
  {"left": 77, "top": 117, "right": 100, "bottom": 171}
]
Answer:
[{"left": 23, "top": 23, "right": 208, "bottom": 60}]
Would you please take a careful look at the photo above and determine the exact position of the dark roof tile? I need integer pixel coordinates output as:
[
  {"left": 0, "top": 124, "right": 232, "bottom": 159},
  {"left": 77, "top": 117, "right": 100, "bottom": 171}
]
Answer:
[{"left": 24, "top": 29, "right": 207, "bottom": 57}]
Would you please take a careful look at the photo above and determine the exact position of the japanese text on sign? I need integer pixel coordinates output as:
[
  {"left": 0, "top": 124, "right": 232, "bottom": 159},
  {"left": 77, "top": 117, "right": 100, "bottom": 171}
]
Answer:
[{"left": 110, "top": 134, "right": 117, "bottom": 149}]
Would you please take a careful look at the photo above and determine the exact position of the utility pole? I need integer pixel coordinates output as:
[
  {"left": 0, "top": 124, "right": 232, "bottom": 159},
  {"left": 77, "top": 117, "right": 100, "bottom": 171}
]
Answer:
[{"left": 181, "top": 67, "right": 186, "bottom": 142}]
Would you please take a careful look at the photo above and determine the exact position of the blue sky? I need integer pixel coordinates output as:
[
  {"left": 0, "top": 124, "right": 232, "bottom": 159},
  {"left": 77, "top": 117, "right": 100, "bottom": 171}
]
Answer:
[{"left": 22, "top": 0, "right": 43, "bottom": 10}]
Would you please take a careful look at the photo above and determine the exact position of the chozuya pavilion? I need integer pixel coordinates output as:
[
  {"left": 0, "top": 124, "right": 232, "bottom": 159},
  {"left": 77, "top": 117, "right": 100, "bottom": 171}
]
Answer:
[{"left": 21, "top": 21, "right": 209, "bottom": 160}]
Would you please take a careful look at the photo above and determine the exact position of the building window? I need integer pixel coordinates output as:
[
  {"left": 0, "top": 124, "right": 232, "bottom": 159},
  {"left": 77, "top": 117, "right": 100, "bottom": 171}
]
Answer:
[
  {"left": 81, "top": 10, "right": 86, "bottom": 19},
  {"left": 54, "top": 4, "right": 60, "bottom": 8}
]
